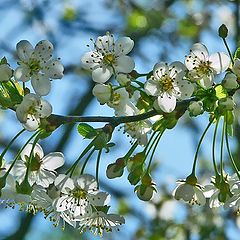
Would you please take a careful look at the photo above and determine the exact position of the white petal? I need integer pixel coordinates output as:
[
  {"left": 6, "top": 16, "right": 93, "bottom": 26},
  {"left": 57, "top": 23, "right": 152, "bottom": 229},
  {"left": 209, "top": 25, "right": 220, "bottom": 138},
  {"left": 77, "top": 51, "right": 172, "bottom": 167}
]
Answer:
[
  {"left": 144, "top": 80, "right": 159, "bottom": 96},
  {"left": 76, "top": 174, "right": 98, "bottom": 191},
  {"left": 169, "top": 61, "right": 187, "bottom": 73},
  {"left": 33, "top": 40, "right": 54, "bottom": 62},
  {"left": 92, "top": 66, "right": 112, "bottom": 83},
  {"left": 95, "top": 34, "right": 114, "bottom": 52},
  {"left": 153, "top": 62, "right": 168, "bottom": 79},
  {"left": 0, "top": 64, "right": 12, "bottom": 82},
  {"left": 115, "top": 37, "right": 134, "bottom": 55},
  {"left": 21, "top": 143, "right": 44, "bottom": 161},
  {"left": 115, "top": 55, "right": 135, "bottom": 73},
  {"left": 38, "top": 98, "right": 52, "bottom": 117},
  {"left": 156, "top": 94, "right": 176, "bottom": 113},
  {"left": 22, "top": 115, "right": 40, "bottom": 131},
  {"left": 55, "top": 174, "right": 74, "bottom": 193},
  {"left": 16, "top": 40, "right": 34, "bottom": 62},
  {"left": 31, "top": 74, "right": 51, "bottom": 96},
  {"left": 35, "top": 169, "right": 56, "bottom": 187},
  {"left": 42, "top": 59, "right": 64, "bottom": 79},
  {"left": 89, "top": 192, "right": 111, "bottom": 206},
  {"left": 209, "top": 52, "right": 230, "bottom": 74},
  {"left": 14, "top": 66, "right": 31, "bottom": 82},
  {"left": 194, "top": 187, "right": 206, "bottom": 205},
  {"left": 178, "top": 80, "right": 194, "bottom": 100},
  {"left": 42, "top": 152, "right": 64, "bottom": 170},
  {"left": 199, "top": 74, "right": 214, "bottom": 89},
  {"left": 81, "top": 51, "right": 101, "bottom": 70}
]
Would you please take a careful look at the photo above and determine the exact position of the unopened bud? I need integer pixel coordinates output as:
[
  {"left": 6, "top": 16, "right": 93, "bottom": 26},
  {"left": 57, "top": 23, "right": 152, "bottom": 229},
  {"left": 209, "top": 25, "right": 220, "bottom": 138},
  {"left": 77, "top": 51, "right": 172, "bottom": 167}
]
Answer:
[{"left": 218, "top": 24, "right": 228, "bottom": 38}]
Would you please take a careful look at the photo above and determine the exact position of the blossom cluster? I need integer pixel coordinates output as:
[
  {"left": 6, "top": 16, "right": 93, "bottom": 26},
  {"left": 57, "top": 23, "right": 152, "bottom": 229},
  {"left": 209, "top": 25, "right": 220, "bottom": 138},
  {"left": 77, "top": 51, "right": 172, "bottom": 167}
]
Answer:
[{"left": 0, "top": 26, "right": 240, "bottom": 237}]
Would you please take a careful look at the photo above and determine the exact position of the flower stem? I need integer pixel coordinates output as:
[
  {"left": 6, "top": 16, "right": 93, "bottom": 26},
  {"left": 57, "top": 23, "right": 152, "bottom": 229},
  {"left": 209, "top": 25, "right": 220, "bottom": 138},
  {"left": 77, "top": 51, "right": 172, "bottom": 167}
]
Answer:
[
  {"left": 0, "top": 129, "right": 25, "bottom": 168},
  {"left": 66, "top": 141, "right": 94, "bottom": 175},
  {"left": 212, "top": 118, "right": 220, "bottom": 176},
  {"left": 220, "top": 119, "right": 225, "bottom": 180},
  {"left": 222, "top": 38, "right": 234, "bottom": 64},
  {"left": 80, "top": 148, "right": 95, "bottom": 175},
  {"left": 124, "top": 141, "right": 138, "bottom": 160},
  {"left": 147, "top": 131, "right": 164, "bottom": 172},
  {"left": 191, "top": 120, "right": 213, "bottom": 175},
  {"left": 5, "top": 130, "right": 41, "bottom": 177},
  {"left": 225, "top": 116, "right": 240, "bottom": 179},
  {"left": 96, "top": 149, "right": 102, "bottom": 187}
]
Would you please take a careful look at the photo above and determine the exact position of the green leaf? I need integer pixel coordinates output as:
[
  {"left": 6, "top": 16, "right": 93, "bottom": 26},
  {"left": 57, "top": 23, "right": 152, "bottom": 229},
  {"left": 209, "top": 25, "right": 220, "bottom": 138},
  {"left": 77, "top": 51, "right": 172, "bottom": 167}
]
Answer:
[
  {"left": 0, "top": 57, "right": 8, "bottom": 65},
  {"left": 234, "top": 47, "right": 240, "bottom": 60},
  {"left": 77, "top": 123, "right": 97, "bottom": 138},
  {"left": 215, "top": 85, "right": 227, "bottom": 99}
]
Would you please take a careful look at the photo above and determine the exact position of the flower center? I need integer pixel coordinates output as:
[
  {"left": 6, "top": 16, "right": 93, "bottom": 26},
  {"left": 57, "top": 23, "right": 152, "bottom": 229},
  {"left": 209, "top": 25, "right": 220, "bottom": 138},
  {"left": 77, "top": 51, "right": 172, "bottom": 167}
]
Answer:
[
  {"left": 28, "top": 105, "right": 37, "bottom": 115},
  {"left": 110, "top": 92, "right": 121, "bottom": 106},
  {"left": 29, "top": 59, "right": 41, "bottom": 74},
  {"left": 196, "top": 61, "right": 211, "bottom": 75},
  {"left": 103, "top": 54, "right": 116, "bottom": 66},
  {"left": 159, "top": 75, "right": 174, "bottom": 92},
  {"left": 29, "top": 153, "right": 42, "bottom": 171},
  {"left": 72, "top": 188, "right": 87, "bottom": 199}
]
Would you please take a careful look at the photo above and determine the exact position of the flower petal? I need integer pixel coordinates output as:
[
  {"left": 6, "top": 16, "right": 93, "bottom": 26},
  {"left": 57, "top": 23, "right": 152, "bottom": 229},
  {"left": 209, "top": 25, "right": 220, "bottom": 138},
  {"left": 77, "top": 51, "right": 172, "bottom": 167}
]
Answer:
[
  {"left": 42, "top": 152, "right": 64, "bottom": 170},
  {"left": 22, "top": 115, "right": 40, "bottom": 131},
  {"left": 16, "top": 40, "right": 34, "bottom": 62},
  {"left": 115, "top": 37, "right": 134, "bottom": 55},
  {"left": 95, "top": 34, "right": 114, "bottom": 52},
  {"left": 38, "top": 98, "right": 52, "bottom": 117},
  {"left": 115, "top": 55, "right": 135, "bottom": 73},
  {"left": 20, "top": 143, "right": 44, "bottom": 161},
  {"left": 14, "top": 66, "right": 31, "bottom": 82},
  {"left": 42, "top": 59, "right": 64, "bottom": 79},
  {"left": 33, "top": 40, "right": 54, "bottom": 62},
  {"left": 89, "top": 192, "right": 111, "bottom": 206},
  {"left": 92, "top": 66, "right": 112, "bottom": 83},
  {"left": 0, "top": 64, "right": 12, "bottom": 82},
  {"left": 178, "top": 80, "right": 194, "bottom": 100},
  {"left": 209, "top": 52, "right": 230, "bottom": 74},
  {"left": 156, "top": 94, "right": 176, "bottom": 113},
  {"left": 31, "top": 74, "right": 51, "bottom": 96},
  {"left": 81, "top": 51, "right": 101, "bottom": 70},
  {"left": 144, "top": 80, "right": 159, "bottom": 96},
  {"left": 77, "top": 174, "right": 98, "bottom": 191}
]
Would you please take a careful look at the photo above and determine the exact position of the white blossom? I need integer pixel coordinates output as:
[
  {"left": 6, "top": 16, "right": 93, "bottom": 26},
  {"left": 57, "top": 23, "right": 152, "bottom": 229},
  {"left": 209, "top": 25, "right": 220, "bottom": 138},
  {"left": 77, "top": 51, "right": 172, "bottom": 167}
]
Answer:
[
  {"left": 218, "top": 96, "right": 235, "bottom": 111},
  {"left": 232, "top": 58, "right": 240, "bottom": 77},
  {"left": 81, "top": 33, "right": 135, "bottom": 83},
  {"left": 0, "top": 64, "right": 12, "bottom": 82},
  {"left": 16, "top": 93, "right": 52, "bottom": 131},
  {"left": 14, "top": 40, "right": 64, "bottom": 96},
  {"left": 145, "top": 61, "right": 194, "bottom": 113},
  {"left": 92, "top": 84, "right": 112, "bottom": 104},
  {"left": 11, "top": 143, "right": 64, "bottom": 187},
  {"left": 54, "top": 174, "right": 110, "bottom": 219},
  {"left": 173, "top": 181, "right": 206, "bottom": 206},
  {"left": 222, "top": 72, "right": 239, "bottom": 90},
  {"left": 185, "top": 43, "right": 230, "bottom": 88},
  {"left": 78, "top": 211, "right": 125, "bottom": 236},
  {"left": 188, "top": 101, "right": 204, "bottom": 116},
  {"left": 107, "top": 88, "right": 130, "bottom": 111},
  {"left": 117, "top": 103, "right": 152, "bottom": 146}
]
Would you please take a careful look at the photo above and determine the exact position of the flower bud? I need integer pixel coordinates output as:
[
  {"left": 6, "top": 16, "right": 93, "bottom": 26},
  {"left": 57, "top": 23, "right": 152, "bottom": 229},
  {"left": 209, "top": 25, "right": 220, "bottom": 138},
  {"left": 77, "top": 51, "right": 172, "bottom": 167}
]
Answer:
[
  {"left": 222, "top": 73, "right": 239, "bottom": 90},
  {"left": 188, "top": 101, "right": 204, "bottom": 117},
  {"left": 127, "top": 152, "right": 145, "bottom": 171},
  {"left": 135, "top": 184, "right": 155, "bottom": 201},
  {"left": 0, "top": 64, "right": 12, "bottom": 82},
  {"left": 218, "top": 24, "right": 228, "bottom": 38},
  {"left": 92, "top": 84, "right": 112, "bottom": 104},
  {"left": 106, "top": 162, "right": 124, "bottom": 179},
  {"left": 116, "top": 73, "right": 131, "bottom": 86},
  {"left": 218, "top": 97, "right": 235, "bottom": 111},
  {"left": 232, "top": 59, "right": 240, "bottom": 77},
  {"left": 128, "top": 166, "right": 143, "bottom": 185}
]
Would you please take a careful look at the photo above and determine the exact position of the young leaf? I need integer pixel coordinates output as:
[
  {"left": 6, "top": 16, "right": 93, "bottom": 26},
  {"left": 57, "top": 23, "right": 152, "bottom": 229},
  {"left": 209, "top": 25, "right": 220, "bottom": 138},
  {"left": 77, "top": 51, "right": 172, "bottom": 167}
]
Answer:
[{"left": 77, "top": 123, "right": 97, "bottom": 138}]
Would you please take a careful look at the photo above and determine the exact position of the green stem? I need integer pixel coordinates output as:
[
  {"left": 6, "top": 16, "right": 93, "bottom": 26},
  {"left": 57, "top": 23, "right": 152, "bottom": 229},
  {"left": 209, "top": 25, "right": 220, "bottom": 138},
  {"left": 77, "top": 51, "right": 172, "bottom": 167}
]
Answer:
[
  {"left": 95, "top": 149, "right": 102, "bottom": 187},
  {"left": 225, "top": 117, "right": 240, "bottom": 179},
  {"left": 124, "top": 141, "right": 138, "bottom": 160},
  {"left": 220, "top": 119, "right": 225, "bottom": 180},
  {"left": 0, "top": 129, "right": 25, "bottom": 167},
  {"left": 80, "top": 148, "right": 95, "bottom": 175},
  {"left": 66, "top": 141, "right": 94, "bottom": 175},
  {"left": 5, "top": 130, "right": 41, "bottom": 177},
  {"left": 191, "top": 120, "right": 213, "bottom": 175},
  {"left": 212, "top": 118, "right": 220, "bottom": 175},
  {"left": 222, "top": 38, "right": 234, "bottom": 64},
  {"left": 147, "top": 131, "right": 164, "bottom": 172},
  {"left": 143, "top": 131, "right": 157, "bottom": 154}
]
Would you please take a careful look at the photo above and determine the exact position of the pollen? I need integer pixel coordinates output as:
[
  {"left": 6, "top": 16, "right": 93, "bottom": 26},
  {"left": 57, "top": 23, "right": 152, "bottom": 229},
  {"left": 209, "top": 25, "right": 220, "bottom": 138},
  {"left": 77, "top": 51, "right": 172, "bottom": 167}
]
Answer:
[{"left": 103, "top": 54, "right": 116, "bottom": 66}]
